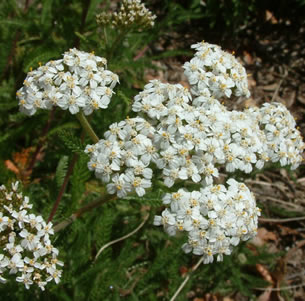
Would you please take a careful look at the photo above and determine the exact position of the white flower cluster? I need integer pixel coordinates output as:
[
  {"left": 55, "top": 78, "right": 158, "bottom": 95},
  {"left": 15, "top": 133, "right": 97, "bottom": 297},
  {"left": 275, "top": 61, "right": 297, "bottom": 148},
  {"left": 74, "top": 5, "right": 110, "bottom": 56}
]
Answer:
[
  {"left": 85, "top": 117, "right": 156, "bottom": 198},
  {"left": 132, "top": 80, "right": 269, "bottom": 180},
  {"left": 17, "top": 48, "right": 119, "bottom": 116},
  {"left": 154, "top": 179, "right": 260, "bottom": 263},
  {"left": 247, "top": 102, "right": 304, "bottom": 169},
  {"left": 87, "top": 84, "right": 304, "bottom": 199},
  {"left": 85, "top": 41, "right": 304, "bottom": 262},
  {"left": 184, "top": 41, "right": 250, "bottom": 99},
  {"left": 97, "top": 0, "right": 156, "bottom": 29},
  {"left": 87, "top": 78, "right": 304, "bottom": 197},
  {"left": 0, "top": 182, "right": 63, "bottom": 290}
]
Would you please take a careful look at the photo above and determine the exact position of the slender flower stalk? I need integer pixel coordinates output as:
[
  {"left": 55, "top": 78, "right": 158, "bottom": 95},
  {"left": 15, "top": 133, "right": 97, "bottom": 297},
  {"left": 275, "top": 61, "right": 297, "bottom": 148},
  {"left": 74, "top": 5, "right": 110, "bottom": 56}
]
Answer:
[
  {"left": 94, "top": 213, "right": 149, "bottom": 261},
  {"left": 170, "top": 256, "right": 204, "bottom": 301},
  {"left": 107, "top": 28, "right": 130, "bottom": 61},
  {"left": 76, "top": 112, "right": 99, "bottom": 143}
]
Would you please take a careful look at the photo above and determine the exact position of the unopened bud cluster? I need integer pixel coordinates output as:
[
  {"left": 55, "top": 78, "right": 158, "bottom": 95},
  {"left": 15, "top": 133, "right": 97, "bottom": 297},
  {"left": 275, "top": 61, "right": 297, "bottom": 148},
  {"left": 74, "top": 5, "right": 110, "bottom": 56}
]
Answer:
[
  {"left": 96, "top": 0, "right": 156, "bottom": 30},
  {"left": 0, "top": 182, "right": 63, "bottom": 290},
  {"left": 86, "top": 41, "right": 304, "bottom": 262},
  {"left": 17, "top": 48, "right": 119, "bottom": 116}
]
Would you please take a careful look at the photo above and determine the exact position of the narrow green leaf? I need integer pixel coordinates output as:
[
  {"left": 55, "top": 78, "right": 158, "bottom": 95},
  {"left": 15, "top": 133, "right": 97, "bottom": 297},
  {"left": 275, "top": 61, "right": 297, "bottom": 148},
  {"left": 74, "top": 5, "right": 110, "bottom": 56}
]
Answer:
[
  {"left": 0, "top": 19, "right": 30, "bottom": 29},
  {"left": 74, "top": 31, "right": 89, "bottom": 43},
  {"left": 41, "top": 0, "right": 54, "bottom": 28},
  {"left": 55, "top": 155, "right": 69, "bottom": 189}
]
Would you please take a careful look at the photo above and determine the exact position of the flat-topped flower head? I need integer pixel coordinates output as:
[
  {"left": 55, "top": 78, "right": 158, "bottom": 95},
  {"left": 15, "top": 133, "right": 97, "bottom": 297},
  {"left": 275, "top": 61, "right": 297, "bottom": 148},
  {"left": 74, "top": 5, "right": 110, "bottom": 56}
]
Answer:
[
  {"left": 0, "top": 182, "right": 63, "bottom": 290},
  {"left": 17, "top": 49, "right": 119, "bottom": 116},
  {"left": 86, "top": 117, "right": 156, "bottom": 198},
  {"left": 93, "top": 77, "right": 304, "bottom": 199},
  {"left": 247, "top": 102, "right": 305, "bottom": 169},
  {"left": 154, "top": 180, "right": 260, "bottom": 263},
  {"left": 184, "top": 41, "right": 250, "bottom": 100}
]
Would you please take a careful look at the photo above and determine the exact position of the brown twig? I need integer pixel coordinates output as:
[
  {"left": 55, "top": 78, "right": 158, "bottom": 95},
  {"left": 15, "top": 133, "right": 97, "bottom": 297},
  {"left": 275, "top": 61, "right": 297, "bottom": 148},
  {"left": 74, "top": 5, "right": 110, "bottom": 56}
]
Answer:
[
  {"left": 47, "top": 153, "right": 79, "bottom": 222},
  {"left": 254, "top": 194, "right": 302, "bottom": 210},
  {"left": 259, "top": 216, "right": 305, "bottom": 223},
  {"left": 48, "top": 121, "right": 90, "bottom": 223},
  {"left": 271, "top": 69, "right": 287, "bottom": 102},
  {"left": 264, "top": 171, "right": 295, "bottom": 194},
  {"left": 247, "top": 179, "right": 293, "bottom": 201},
  {"left": 133, "top": 46, "right": 149, "bottom": 61},
  {"left": 254, "top": 283, "right": 305, "bottom": 291},
  {"left": 170, "top": 256, "right": 204, "bottom": 301},
  {"left": 53, "top": 194, "right": 117, "bottom": 232}
]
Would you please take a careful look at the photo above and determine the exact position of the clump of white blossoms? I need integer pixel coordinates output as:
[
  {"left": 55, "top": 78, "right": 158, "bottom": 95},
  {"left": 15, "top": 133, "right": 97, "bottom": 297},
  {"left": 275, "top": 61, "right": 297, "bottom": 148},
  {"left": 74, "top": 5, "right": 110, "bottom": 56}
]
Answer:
[
  {"left": 17, "top": 48, "right": 119, "bottom": 116},
  {"left": 85, "top": 41, "right": 304, "bottom": 263},
  {"left": 0, "top": 182, "right": 63, "bottom": 290},
  {"left": 96, "top": 0, "right": 156, "bottom": 30},
  {"left": 183, "top": 41, "right": 250, "bottom": 99},
  {"left": 85, "top": 117, "right": 156, "bottom": 198},
  {"left": 154, "top": 179, "right": 261, "bottom": 263},
  {"left": 247, "top": 102, "right": 304, "bottom": 169}
]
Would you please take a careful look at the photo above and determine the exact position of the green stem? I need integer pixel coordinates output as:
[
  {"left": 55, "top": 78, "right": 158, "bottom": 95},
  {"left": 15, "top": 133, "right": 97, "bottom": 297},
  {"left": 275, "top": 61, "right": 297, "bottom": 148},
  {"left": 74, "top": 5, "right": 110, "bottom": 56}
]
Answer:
[
  {"left": 103, "top": 27, "right": 108, "bottom": 46},
  {"left": 74, "top": 0, "right": 91, "bottom": 48},
  {"left": 76, "top": 112, "right": 99, "bottom": 143},
  {"left": 107, "top": 28, "right": 130, "bottom": 61}
]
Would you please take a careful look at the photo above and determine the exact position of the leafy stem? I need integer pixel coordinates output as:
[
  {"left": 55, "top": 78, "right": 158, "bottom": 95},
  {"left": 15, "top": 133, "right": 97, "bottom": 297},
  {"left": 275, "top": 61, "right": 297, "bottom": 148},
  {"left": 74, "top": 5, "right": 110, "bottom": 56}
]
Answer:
[{"left": 107, "top": 28, "right": 130, "bottom": 61}]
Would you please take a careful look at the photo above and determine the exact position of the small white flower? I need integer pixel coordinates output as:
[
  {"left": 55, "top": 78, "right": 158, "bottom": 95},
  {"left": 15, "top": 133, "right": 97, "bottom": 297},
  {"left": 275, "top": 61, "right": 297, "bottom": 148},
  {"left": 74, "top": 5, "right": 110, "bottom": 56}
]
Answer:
[
  {"left": 107, "top": 174, "right": 131, "bottom": 198},
  {"left": 16, "top": 273, "right": 33, "bottom": 289},
  {"left": 125, "top": 173, "right": 151, "bottom": 197}
]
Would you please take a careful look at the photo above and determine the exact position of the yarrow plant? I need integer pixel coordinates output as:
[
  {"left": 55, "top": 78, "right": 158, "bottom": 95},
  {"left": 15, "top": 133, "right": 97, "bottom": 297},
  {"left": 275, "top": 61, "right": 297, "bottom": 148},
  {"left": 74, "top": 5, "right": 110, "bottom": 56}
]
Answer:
[
  {"left": 85, "top": 41, "right": 304, "bottom": 263},
  {"left": 10, "top": 1, "right": 304, "bottom": 293},
  {"left": 0, "top": 182, "right": 63, "bottom": 290}
]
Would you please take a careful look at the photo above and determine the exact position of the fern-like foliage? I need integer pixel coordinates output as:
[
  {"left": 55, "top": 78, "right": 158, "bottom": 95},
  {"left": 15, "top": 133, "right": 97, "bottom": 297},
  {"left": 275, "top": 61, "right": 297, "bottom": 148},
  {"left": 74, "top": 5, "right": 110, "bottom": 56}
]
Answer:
[
  {"left": 55, "top": 155, "right": 69, "bottom": 189},
  {"left": 70, "top": 154, "right": 91, "bottom": 206},
  {"left": 58, "top": 129, "right": 88, "bottom": 155}
]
